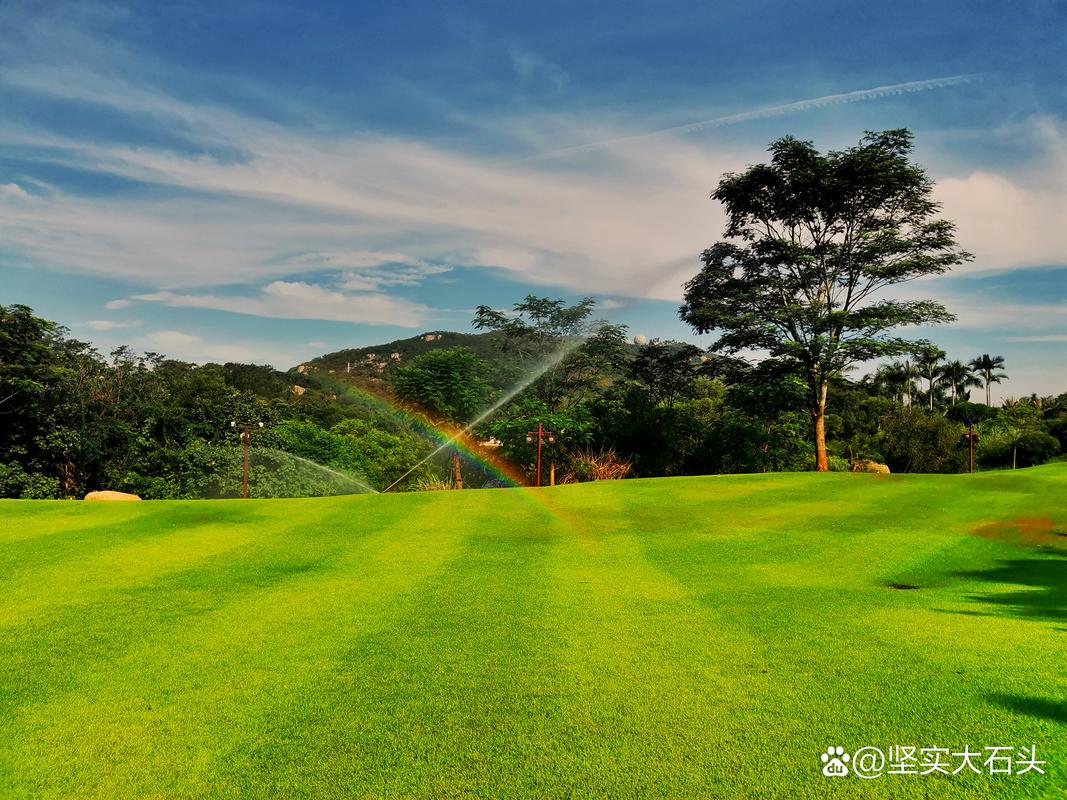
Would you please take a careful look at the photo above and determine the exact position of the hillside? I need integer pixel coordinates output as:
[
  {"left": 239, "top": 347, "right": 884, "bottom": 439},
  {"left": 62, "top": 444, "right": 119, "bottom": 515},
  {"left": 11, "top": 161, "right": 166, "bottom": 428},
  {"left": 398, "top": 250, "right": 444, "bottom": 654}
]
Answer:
[
  {"left": 1, "top": 466, "right": 1063, "bottom": 798},
  {"left": 299, "top": 330, "right": 515, "bottom": 387}
]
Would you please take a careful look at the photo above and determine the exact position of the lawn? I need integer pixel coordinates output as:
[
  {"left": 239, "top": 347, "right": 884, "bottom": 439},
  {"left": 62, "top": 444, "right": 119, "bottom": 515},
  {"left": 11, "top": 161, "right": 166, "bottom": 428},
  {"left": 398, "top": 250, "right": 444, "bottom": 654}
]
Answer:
[{"left": 0, "top": 466, "right": 1064, "bottom": 799}]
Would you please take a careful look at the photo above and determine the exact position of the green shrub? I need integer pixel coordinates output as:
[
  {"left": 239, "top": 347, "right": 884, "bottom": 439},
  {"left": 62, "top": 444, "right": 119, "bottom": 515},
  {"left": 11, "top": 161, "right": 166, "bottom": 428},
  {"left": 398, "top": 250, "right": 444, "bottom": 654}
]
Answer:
[
  {"left": 880, "top": 407, "right": 966, "bottom": 473},
  {"left": 1047, "top": 416, "right": 1067, "bottom": 451},
  {"left": 827, "top": 455, "right": 852, "bottom": 472},
  {"left": 1013, "top": 431, "right": 1061, "bottom": 467},
  {"left": 0, "top": 463, "right": 61, "bottom": 499}
]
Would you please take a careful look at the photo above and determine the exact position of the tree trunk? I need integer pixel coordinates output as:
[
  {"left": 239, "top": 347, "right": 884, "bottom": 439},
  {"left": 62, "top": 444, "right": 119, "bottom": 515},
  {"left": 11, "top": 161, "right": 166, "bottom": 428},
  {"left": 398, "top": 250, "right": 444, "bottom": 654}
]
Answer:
[
  {"left": 812, "top": 380, "right": 829, "bottom": 472},
  {"left": 452, "top": 453, "right": 463, "bottom": 489}
]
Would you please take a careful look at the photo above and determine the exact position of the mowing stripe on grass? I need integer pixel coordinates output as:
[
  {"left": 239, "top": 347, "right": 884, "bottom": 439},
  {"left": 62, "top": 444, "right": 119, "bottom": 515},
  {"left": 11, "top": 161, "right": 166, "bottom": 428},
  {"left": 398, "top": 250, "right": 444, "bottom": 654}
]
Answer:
[{"left": 0, "top": 467, "right": 1063, "bottom": 799}]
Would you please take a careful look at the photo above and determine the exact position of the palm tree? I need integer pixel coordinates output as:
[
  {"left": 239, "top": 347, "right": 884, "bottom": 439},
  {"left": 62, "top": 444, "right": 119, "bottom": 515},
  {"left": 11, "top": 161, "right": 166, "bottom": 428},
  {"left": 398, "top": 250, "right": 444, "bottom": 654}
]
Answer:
[
  {"left": 872, "top": 362, "right": 913, "bottom": 404},
  {"left": 969, "top": 354, "right": 1008, "bottom": 406},
  {"left": 938, "top": 360, "right": 981, "bottom": 405},
  {"left": 916, "top": 347, "right": 946, "bottom": 410},
  {"left": 902, "top": 359, "right": 918, "bottom": 406}
]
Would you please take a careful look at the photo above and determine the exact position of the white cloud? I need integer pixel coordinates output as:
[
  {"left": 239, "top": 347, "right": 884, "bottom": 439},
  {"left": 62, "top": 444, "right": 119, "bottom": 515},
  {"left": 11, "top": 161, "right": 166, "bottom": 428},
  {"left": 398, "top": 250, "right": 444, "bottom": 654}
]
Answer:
[
  {"left": 127, "top": 281, "right": 427, "bottom": 326},
  {"left": 0, "top": 122, "right": 737, "bottom": 299},
  {"left": 83, "top": 319, "right": 140, "bottom": 330},
  {"left": 935, "top": 175, "right": 1067, "bottom": 273},
  {"left": 289, "top": 251, "right": 425, "bottom": 269},
  {"left": 105, "top": 299, "right": 133, "bottom": 310},
  {"left": 932, "top": 116, "right": 1067, "bottom": 273},
  {"left": 891, "top": 274, "right": 1067, "bottom": 333},
  {"left": 950, "top": 301, "right": 1067, "bottom": 332},
  {"left": 335, "top": 263, "right": 452, "bottom": 292},
  {"left": 0, "top": 31, "right": 736, "bottom": 301},
  {"left": 1, "top": 182, "right": 28, "bottom": 198},
  {"left": 137, "top": 329, "right": 302, "bottom": 365},
  {"left": 0, "top": 16, "right": 1063, "bottom": 318}
]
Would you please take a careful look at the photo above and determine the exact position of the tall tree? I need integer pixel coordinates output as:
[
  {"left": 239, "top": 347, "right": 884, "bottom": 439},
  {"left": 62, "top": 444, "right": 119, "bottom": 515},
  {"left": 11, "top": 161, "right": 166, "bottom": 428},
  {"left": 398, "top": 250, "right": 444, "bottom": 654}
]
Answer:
[
  {"left": 869, "top": 361, "right": 913, "bottom": 405},
  {"left": 969, "top": 354, "right": 1007, "bottom": 406},
  {"left": 473, "top": 295, "right": 627, "bottom": 409},
  {"left": 916, "top": 346, "right": 946, "bottom": 411},
  {"left": 472, "top": 295, "right": 597, "bottom": 363},
  {"left": 680, "top": 130, "right": 971, "bottom": 470},
  {"left": 630, "top": 339, "right": 704, "bottom": 409},
  {"left": 938, "top": 360, "right": 981, "bottom": 405},
  {"left": 902, "top": 359, "right": 918, "bottom": 407}
]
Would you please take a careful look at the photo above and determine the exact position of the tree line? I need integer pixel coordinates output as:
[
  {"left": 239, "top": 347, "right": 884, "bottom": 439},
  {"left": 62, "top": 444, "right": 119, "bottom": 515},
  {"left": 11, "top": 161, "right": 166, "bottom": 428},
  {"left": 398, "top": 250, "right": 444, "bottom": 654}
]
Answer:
[
  {"left": 4, "top": 294, "right": 1062, "bottom": 499},
  {"left": 2, "top": 128, "right": 1064, "bottom": 497}
]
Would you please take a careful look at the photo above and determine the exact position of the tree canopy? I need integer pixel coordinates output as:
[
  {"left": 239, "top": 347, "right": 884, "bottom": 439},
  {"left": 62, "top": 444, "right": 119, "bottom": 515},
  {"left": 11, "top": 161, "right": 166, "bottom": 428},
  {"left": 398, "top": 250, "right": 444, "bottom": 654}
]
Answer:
[
  {"left": 969, "top": 354, "right": 1008, "bottom": 406},
  {"left": 473, "top": 295, "right": 628, "bottom": 409},
  {"left": 393, "top": 347, "right": 493, "bottom": 424},
  {"left": 680, "top": 129, "right": 972, "bottom": 470}
]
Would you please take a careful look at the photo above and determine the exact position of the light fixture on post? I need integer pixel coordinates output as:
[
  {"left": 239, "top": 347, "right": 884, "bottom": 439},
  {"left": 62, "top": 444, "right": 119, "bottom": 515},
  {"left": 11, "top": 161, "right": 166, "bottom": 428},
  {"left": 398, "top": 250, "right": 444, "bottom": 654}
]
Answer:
[
  {"left": 525, "top": 422, "right": 557, "bottom": 487},
  {"left": 230, "top": 420, "right": 264, "bottom": 498}
]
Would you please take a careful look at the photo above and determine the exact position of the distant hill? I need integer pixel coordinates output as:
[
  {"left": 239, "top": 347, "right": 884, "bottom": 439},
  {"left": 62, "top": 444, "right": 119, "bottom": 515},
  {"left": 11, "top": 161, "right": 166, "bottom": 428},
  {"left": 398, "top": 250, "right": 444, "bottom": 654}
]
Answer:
[{"left": 294, "top": 330, "right": 518, "bottom": 389}]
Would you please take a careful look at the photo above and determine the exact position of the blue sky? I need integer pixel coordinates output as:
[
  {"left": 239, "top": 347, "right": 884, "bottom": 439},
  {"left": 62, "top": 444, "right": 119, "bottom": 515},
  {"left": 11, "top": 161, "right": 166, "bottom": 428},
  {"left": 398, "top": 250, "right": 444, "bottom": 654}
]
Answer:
[{"left": 1, "top": 0, "right": 1064, "bottom": 398}]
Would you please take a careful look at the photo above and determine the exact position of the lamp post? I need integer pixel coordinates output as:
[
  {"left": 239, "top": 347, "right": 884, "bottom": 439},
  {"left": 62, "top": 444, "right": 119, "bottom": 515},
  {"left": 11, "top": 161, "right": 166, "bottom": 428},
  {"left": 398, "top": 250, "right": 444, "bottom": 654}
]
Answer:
[
  {"left": 525, "top": 422, "right": 556, "bottom": 487},
  {"left": 961, "top": 424, "right": 979, "bottom": 474},
  {"left": 230, "top": 421, "right": 264, "bottom": 498}
]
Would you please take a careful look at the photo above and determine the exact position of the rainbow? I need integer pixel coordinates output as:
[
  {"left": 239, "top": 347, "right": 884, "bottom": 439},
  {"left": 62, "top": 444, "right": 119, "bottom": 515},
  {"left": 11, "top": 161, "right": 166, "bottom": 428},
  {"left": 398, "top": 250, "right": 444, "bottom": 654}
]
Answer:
[
  {"left": 312, "top": 374, "right": 592, "bottom": 534},
  {"left": 313, "top": 374, "right": 529, "bottom": 490}
]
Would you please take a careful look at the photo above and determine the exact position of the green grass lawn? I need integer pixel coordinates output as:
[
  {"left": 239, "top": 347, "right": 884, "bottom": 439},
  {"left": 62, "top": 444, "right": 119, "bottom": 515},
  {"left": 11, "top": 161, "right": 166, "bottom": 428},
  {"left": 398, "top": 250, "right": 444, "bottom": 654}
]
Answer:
[{"left": 1, "top": 466, "right": 1064, "bottom": 799}]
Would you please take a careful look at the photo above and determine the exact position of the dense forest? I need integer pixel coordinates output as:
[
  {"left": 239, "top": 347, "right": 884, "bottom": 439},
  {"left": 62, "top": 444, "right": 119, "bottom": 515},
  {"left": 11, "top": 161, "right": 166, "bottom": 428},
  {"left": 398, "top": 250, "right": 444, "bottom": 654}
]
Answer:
[{"left": 1, "top": 299, "right": 1063, "bottom": 499}]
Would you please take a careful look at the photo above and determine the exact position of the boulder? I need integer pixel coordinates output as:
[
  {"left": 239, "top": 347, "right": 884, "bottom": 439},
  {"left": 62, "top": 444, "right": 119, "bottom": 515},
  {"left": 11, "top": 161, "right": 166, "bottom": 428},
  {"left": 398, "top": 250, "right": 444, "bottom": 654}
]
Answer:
[
  {"left": 851, "top": 460, "right": 890, "bottom": 474},
  {"left": 84, "top": 490, "right": 142, "bottom": 501}
]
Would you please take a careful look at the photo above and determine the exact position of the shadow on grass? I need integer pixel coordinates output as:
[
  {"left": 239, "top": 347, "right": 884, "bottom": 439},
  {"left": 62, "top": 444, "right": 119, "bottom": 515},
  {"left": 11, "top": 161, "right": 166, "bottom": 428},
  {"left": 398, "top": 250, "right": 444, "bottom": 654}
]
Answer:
[
  {"left": 955, "top": 555, "right": 1067, "bottom": 624},
  {"left": 987, "top": 693, "right": 1067, "bottom": 724}
]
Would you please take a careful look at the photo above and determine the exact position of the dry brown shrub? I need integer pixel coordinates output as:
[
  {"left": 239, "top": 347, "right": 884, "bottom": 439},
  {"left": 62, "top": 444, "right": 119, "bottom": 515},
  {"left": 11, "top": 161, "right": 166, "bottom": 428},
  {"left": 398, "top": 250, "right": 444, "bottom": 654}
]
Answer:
[
  {"left": 558, "top": 448, "right": 632, "bottom": 483},
  {"left": 413, "top": 476, "right": 456, "bottom": 491}
]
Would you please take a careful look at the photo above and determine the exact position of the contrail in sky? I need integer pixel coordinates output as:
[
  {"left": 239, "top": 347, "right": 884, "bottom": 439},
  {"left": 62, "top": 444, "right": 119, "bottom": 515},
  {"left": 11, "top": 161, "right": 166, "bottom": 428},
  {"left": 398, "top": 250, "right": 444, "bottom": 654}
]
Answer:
[{"left": 531, "top": 73, "right": 991, "bottom": 161}]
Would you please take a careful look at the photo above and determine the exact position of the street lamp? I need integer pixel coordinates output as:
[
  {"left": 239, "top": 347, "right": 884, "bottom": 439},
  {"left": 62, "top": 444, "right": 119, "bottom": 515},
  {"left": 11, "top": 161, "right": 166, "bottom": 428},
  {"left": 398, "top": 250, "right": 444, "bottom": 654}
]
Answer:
[
  {"left": 525, "top": 422, "right": 557, "bottom": 487},
  {"left": 230, "top": 421, "right": 264, "bottom": 498}
]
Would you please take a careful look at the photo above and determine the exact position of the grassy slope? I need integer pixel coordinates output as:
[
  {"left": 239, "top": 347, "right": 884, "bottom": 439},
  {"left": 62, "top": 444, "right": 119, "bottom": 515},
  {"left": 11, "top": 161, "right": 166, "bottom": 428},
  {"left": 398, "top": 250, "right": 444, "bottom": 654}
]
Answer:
[{"left": 0, "top": 466, "right": 1064, "bottom": 799}]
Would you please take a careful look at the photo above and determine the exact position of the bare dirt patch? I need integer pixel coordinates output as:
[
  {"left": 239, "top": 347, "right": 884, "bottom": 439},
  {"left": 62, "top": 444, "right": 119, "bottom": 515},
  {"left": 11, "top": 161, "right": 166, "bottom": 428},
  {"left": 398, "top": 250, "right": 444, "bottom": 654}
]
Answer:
[{"left": 971, "top": 517, "right": 1067, "bottom": 549}]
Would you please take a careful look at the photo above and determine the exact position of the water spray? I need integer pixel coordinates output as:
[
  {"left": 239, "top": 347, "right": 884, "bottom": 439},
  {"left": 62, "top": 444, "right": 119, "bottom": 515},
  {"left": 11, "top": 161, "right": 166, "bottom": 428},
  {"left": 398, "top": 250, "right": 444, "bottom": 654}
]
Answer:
[
  {"left": 380, "top": 335, "right": 589, "bottom": 492},
  {"left": 254, "top": 448, "right": 380, "bottom": 495}
]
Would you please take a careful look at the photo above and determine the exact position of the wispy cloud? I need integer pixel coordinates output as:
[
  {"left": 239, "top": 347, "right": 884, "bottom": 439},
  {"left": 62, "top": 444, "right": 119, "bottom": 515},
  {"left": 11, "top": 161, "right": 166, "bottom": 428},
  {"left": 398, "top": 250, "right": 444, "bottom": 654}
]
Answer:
[
  {"left": 529, "top": 74, "right": 992, "bottom": 160},
  {"left": 508, "top": 45, "right": 570, "bottom": 93},
  {"left": 0, "top": 8, "right": 1062, "bottom": 329},
  {"left": 893, "top": 276, "right": 1067, "bottom": 334},
  {"left": 1, "top": 182, "right": 29, "bottom": 198},
  {"left": 137, "top": 329, "right": 305, "bottom": 365},
  {"left": 127, "top": 281, "right": 428, "bottom": 327},
  {"left": 83, "top": 319, "right": 141, "bottom": 331},
  {"left": 287, "top": 254, "right": 453, "bottom": 293},
  {"left": 934, "top": 117, "right": 1067, "bottom": 272}
]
